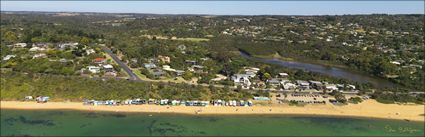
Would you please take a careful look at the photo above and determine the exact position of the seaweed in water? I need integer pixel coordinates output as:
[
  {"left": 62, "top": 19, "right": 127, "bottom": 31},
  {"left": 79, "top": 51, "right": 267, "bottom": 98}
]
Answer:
[
  {"left": 148, "top": 120, "right": 158, "bottom": 136},
  {"left": 101, "top": 113, "right": 127, "bottom": 118},
  {"left": 18, "top": 116, "right": 55, "bottom": 126},
  {"left": 199, "top": 131, "right": 207, "bottom": 135},
  {"left": 84, "top": 112, "right": 99, "bottom": 118},
  {"left": 4, "top": 117, "right": 19, "bottom": 126},
  {"left": 47, "top": 111, "right": 65, "bottom": 116},
  {"left": 150, "top": 122, "right": 187, "bottom": 136},
  {"left": 79, "top": 123, "right": 92, "bottom": 128},
  {"left": 207, "top": 117, "right": 220, "bottom": 122},
  {"left": 8, "top": 134, "right": 33, "bottom": 137},
  {"left": 3, "top": 116, "right": 55, "bottom": 126}
]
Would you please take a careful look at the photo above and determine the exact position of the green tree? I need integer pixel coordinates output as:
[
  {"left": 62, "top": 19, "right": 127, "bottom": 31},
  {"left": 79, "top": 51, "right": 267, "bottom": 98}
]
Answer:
[
  {"left": 4, "top": 31, "right": 18, "bottom": 44},
  {"left": 182, "top": 71, "right": 194, "bottom": 80},
  {"left": 80, "top": 37, "right": 90, "bottom": 45}
]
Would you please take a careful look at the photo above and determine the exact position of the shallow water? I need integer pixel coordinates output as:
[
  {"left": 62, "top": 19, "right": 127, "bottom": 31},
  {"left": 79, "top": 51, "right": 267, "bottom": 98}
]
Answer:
[{"left": 1, "top": 109, "right": 424, "bottom": 136}]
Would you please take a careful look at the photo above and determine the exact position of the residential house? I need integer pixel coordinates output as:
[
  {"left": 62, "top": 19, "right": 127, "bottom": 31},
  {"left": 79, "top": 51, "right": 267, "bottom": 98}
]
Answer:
[
  {"left": 162, "top": 65, "right": 174, "bottom": 71},
  {"left": 32, "top": 43, "right": 49, "bottom": 48},
  {"left": 200, "top": 57, "right": 210, "bottom": 61},
  {"left": 278, "top": 73, "right": 289, "bottom": 78},
  {"left": 3, "top": 55, "right": 16, "bottom": 61},
  {"left": 143, "top": 63, "right": 157, "bottom": 69},
  {"left": 211, "top": 74, "right": 228, "bottom": 81},
  {"left": 189, "top": 65, "right": 204, "bottom": 73},
  {"left": 148, "top": 58, "right": 159, "bottom": 64},
  {"left": 309, "top": 80, "right": 324, "bottom": 90},
  {"left": 175, "top": 70, "right": 185, "bottom": 76},
  {"left": 296, "top": 80, "right": 310, "bottom": 90},
  {"left": 162, "top": 65, "right": 184, "bottom": 76},
  {"left": 32, "top": 53, "right": 47, "bottom": 59},
  {"left": 29, "top": 47, "right": 46, "bottom": 52},
  {"left": 11, "top": 43, "right": 27, "bottom": 48},
  {"left": 282, "top": 82, "right": 297, "bottom": 90},
  {"left": 103, "top": 64, "right": 114, "bottom": 72},
  {"left": 185, "top": 60, "right": 197, "bottom": 65},
  {"left": 347, "top": 84, "right": 356, "bottom": 90},
  {"left": 325, "top": 84, "right": 338, "bottom": 91},
  {"left": 232, "top": 74, "right": 252, "bottom": 89},
  {"left": 58, "top": 42, "right": 78, "bottom": 50},
  {"left": 88, "top": 66, "right": 101, "bottom": 73},
  {"left": 158, "top": 55, "right": 171, "bottom": 63},
  {"left": 390, "top": 61, "right": 401, "bottom": 65},
  {"left": 251, "top": 79, "right": 266, "bottom": 89},
  {"left": 86, "top": 49, "right": 95, "bottom": 55},
  {"left": 245, "top": 71, "right": 256, "bottom": 78},
  {"left": 94, "top": 58, "right": 107, "bottom": 64},
  {"left": 267, "top": 78, "right": 282, "bottom": 88},
  {"left": 244, "top": 67, "right": 260, "bottom": 74},
  {"left": 151, "top": 69, "right": 165, "bottom": 78},
  {"left": 336, "top": 84, "right": 345, "bottom": 90}
]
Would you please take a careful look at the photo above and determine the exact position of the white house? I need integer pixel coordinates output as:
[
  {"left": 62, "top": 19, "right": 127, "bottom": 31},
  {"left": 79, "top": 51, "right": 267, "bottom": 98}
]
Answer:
[
  {"left": 232, "top": 74, "right": 252, "bottom": 88},
  {"left": 103, "top": 64, "right": 114, "bottom": 72},
  {"left": 86, "top": 49, "right": 95, "bottom": 55},
  {"left": 211, "top": 74, "right": 228, "bottom": 81},
  {"left": 296, "top": 80, "right": 310, "bottom": 89},
  {"left": 267, "top": 78, "right": 282, "bottom": 87},
  {"left": 58, "top": 42, "right": 78, "bottom": 50},
  {"left": 88, "top": 66, "right": 101, "bottom": 73},
  {"left": 390, "top": 61, "right": 401, "bottom": 65},
  {"left": 325, "top": 84, "right": 338, "bottom": 91},
  {"left": 143, "top": 63, "right": 157, "bottom": 69},
  {"left": 32, "top": 53, "right": 47, "bottom": 59},
  {"left": 32, "top": 43, "right": 49, "bottom": 48},
  {"left": 29, "top": 47, "right": 46, "bottom": 52},
  {"left": 245, "top": 71, "right": 256, "bottom": 78},
  {"left": 283, "top": 82, "right": 297, "bottom": 90},
  {"left": 162, "top": 65, "right": 175, "bottom": 71},
  {"left": 3, "top": 55, "right": 16, "bottom": 61},
  {"left": 13, "top": 43, "right": 27, "bottom": 48},
  {"left": 278, "top": 73, "right": 289, "bottom": 78}
]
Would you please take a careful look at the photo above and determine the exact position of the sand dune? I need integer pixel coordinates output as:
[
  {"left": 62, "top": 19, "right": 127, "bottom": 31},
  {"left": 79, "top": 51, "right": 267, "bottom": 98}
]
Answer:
[{"left": 1, "top": 100, "right": 424, "bottom": 122}]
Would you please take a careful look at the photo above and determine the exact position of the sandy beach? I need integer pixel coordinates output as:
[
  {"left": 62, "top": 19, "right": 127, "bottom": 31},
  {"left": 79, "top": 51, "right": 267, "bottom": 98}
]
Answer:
[{"left": 1, "top": 100, "right": 424, "bottom": 122}]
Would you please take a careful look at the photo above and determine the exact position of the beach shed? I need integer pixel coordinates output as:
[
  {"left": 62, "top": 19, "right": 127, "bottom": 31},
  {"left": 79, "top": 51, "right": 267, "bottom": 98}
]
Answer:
[
  {"left": 24, "top": 96, "right": 33, "bottom": 100},
  {"left": 160, "top": 99, "right": 169, "bottom": 105},
  {"left": 171, "top": 100, "right": 180, "bottom": 106},
  {"left": 36, "top": 96, "right": 49, "bottom": 103}
]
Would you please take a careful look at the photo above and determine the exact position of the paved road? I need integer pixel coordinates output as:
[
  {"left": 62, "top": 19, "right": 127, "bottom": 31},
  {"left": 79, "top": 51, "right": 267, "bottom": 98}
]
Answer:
[{"left": 101, "top": 46, "right": 141, "bottom": 81}]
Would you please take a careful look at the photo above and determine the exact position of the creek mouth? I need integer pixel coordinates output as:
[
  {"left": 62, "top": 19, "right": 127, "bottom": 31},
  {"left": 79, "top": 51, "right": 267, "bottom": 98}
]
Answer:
[{"left": 239, "top": 50, "right": 396, "bottom": 89}]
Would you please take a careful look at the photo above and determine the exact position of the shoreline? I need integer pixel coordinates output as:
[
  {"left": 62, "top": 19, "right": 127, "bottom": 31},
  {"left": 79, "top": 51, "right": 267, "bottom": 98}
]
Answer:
[{"left": 1, "top": 100, "right": 424, "bottom": 122}]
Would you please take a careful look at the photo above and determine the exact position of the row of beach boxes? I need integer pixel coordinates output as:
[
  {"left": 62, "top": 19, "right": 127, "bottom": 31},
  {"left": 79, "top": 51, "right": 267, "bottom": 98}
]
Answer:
[{"left": 83, "top": 99, "right": 254, "bottom": 107}]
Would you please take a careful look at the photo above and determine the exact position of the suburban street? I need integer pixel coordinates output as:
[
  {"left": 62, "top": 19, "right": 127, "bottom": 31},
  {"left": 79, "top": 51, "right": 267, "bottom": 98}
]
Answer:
[{"left": 101, "top": 46, "right": 141, "bottom": 81}]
